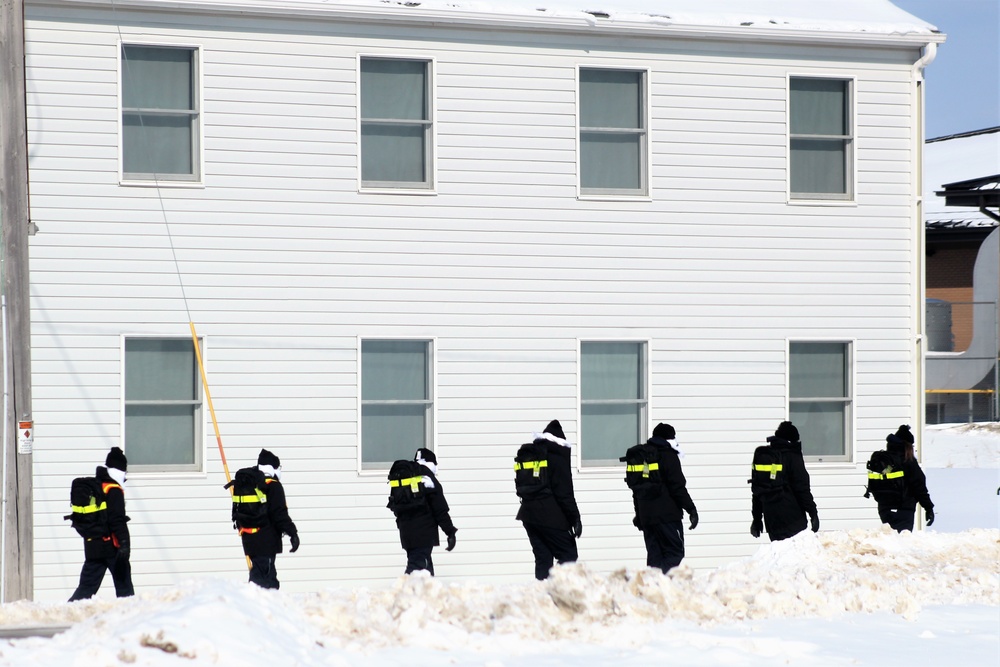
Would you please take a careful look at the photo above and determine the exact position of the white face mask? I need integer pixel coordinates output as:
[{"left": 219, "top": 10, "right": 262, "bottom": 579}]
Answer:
[
  {"left": 107, "top": 467, "right": 127, "bottom": 486},
  {"left": 259, "top": 464, "right": 281, "bottom": 480}
]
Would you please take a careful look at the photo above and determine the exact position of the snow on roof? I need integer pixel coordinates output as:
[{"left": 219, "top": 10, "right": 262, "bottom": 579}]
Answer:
[
  {"left": 64, "top": 0, "right": 940, "bottom": 38},
  {"left": 924, "top": 127, "right": 1000, "bottom": 229},
  {"left": 372, "top": 0, "right": 939, "bottom": 33}
]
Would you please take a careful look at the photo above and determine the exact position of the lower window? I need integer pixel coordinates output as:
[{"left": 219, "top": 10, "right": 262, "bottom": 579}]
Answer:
[
  {"left": 581, "top": 341, "right": 647, "bottom": 466},
  {"left": 361, "top": 339, "right": 433, "bottom": 469},
  {"left": 789, "top": 341, "right": 852, "bottom": 461},
  {"left": 124, "top": 337, "right": 202, "bottom": 471}
]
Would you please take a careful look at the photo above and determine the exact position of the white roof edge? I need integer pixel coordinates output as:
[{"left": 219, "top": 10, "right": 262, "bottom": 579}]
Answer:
[{"left": 30, "top": 0, "right": 945, "bottom": 48}]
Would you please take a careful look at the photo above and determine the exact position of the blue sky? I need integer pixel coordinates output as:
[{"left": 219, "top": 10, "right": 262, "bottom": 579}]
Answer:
[{"left": 892, "top": 0, "right": 1000, "bottom": 138}]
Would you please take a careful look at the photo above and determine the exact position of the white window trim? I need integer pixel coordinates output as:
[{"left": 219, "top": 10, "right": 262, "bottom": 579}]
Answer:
[
  {"left": 118, "top": 39, "right": 204, "bottom": 187},
  {"left": 356, "top": 336, "right": 437, "bottom": 475},
  {"left": 785, "top": 72, "right": 857, "bottom": 204},
  {"left": 120, "top": 333, "right": 207, "bottom": 474},
  {"left": 356, "top": 54, "right": 437, "bottom": 194},
  {"left": 576, "top": 64, "right": 652, "bottom": 200},
  {"left": 577, "top": 338, "right": 650, "bottom": 471},
  {"left": 786, "top": 337, "right": 857, "bottom": 464}
]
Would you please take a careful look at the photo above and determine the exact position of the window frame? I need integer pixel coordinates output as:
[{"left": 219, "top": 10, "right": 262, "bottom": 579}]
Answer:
[
  {"left": 578, "top": 339, "right": 650, "bottom": 469},
  {"left": 357, "top": 55, "right": 436, "bottom": 193},
  {"left": 786, "top": 338, "right": 855, "bottom": 463},
  {"left": 577, "top": 65, "right": 651, "bottom": 199},
  {"left": 118, "top": 41, "right": 203, "bottom": 186},
  {"left": 787, "top": 74, "right": 856, "bottom": 203},
  {"left": 120, "top": 334, "right": 205, "bottom": 474},
  {"left": 357, "top": 337, "right": 436, "bottom": 473}
]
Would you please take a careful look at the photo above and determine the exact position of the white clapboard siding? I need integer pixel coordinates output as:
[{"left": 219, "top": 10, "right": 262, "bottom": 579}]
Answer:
[{"left": 22, "top": 0, "right": 926, "bottom": 600}]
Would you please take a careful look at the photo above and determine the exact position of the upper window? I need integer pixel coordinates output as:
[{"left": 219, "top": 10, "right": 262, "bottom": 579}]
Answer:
[
  {"left": 789, "top": 77, "right": 853, "bottom": 200},
  {"left": 361, "top": 340, "right": 433, "bottom": 469},
  {"left": 789, "top": 341, "right": 852, "bottom": 461},
  {"left": 121, "top": 45, "right": 200, "bottom": 182},
  {"left": 124, "top": 337, "right": 203, "bottom": 471},
  {"left": 580, "top": 341, "right": 647, "bottom": 466},
  {"left": 360, "top": 58, "right": 433, "bottom": 189},
  {"left": 579, "top": 68, "right": 648, "bottom": 196}
]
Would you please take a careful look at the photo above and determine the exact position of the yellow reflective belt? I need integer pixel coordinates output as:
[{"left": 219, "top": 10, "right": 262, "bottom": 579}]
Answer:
[
  {"left": 868, "top": 470, "right": 904, "bottom": 480},
  {"left": 626, "top": 462, "right": 659, "bottom": 478},
  {"left": 71, "top": 499, "right": 107, "bottom": 514},
  {"left": 233, "top": 488, "right": 267, "bottom": 504},
  {"left": 514, "top": 460, "right": 548, "bottom": 477},
  {"left": 754, "top": 463, "right": 783, "bottom": 480},
  {"left": 389, "top": 476, "right": 422, "bottom": 491}
]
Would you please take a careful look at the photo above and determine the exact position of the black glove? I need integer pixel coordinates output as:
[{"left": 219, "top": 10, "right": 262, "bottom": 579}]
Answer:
[
  {"left": 925, "top": 507, "right": 935, "bottom": 527},
  {"left": 750, "top": 517, "right": 763, "bottom": 538},
  {"left": 116, "top": 538, "right": 130, "bottom": 561},
  {"left": 446, "top": 532, "right": 457, "bottom": 551},
  {"left": 570, "top": 519, "right": 583, "bottom": 539},
  {"left": 289, "top": 533, "right": 300, "bottom": 553},
  {"left": 632, "top": 515, "right": 642, "bottom": 531},
  {"left": 688, "top": 510, "right": 699, "bottom": 531},
  {"left": 810, "top": 512, "right": 820, "bottom": 533}
]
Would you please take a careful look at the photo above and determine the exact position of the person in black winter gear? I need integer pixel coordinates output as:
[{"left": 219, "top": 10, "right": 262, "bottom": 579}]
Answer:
[
  {"left": 516, "top": 420, "right": 582, "bottom": 580},
  {"left": 241, "top": 449, "right": 299, "bottom": 589},
  {"left": 630, "top": 423, "right": 698, "bottom": 573},
  {"left": 393, "top": 448, "right": 458, "bottom": 575},
  {"left": 69, "top": 447, "right": 134, "bottom": 601},
  {"left": 750, "top": 421, "right": 820, "bottom": 541},
  {"left": 876, "top": 425, "right": 934, "bottom": 532}
]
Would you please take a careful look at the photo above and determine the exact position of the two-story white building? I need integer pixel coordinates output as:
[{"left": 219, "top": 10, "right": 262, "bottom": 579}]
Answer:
[{"left": 18, "top": 0, "right": 942, "bottom": 599}]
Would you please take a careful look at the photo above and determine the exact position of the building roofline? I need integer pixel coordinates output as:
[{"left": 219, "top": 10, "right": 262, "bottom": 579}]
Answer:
[
  {"left": 28, "top": 0, "right": 946, "bottom": 49},
  {"left": 927, "top": 126, "right": 1000, "bottom": 144}
]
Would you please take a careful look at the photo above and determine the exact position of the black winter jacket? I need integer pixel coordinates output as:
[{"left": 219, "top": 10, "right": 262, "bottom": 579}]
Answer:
[
  {"left": 395, "top": 465, "right": 457, "bottom": 550},
  {"left": 84, "top": 466, "right": 130, "bottom": 560},
  {"left": 515, "top": 438, "right": 580, "bottom": 530},
  {"left": 241, "top": 474, "right": 298, "bottom": 558},
  {"left": 633, "top": 437, "right": 697, "bottom": 526},
  {"left": 752, "top": 437, "right": 818, "bottom": 541},
  {"left": 883, "top": 437, "right": 934, "bottom": 512}
]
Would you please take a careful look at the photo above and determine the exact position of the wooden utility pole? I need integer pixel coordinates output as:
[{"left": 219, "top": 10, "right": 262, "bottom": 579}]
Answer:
[{"left": 0, "top": 0, "right": 34, "bottom": 601}]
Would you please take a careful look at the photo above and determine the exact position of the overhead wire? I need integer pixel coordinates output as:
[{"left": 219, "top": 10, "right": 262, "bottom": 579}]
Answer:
[{"left": 110, "top": 0, "right": 247, "bottom": 568}]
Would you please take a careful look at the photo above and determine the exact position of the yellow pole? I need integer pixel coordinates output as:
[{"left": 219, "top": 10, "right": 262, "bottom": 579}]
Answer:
[
  {"left": 189, "top": 322, "right": 252, "bottom": 570},
  {"left": 190, "top": 322, "right": 232, "bottom": 482}
]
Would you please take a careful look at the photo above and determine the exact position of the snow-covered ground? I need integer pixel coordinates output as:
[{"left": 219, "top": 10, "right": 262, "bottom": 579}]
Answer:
[
  {"left": 923, "top": 422, "right": 1000, "bottom": 532},
  {"left": 1, "top": 424, "right": 997, "bottom": 667}
]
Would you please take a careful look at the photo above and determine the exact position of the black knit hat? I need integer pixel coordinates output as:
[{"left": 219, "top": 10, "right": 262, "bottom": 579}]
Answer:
[
  {"left": 105, "top": 446, "right": 127, "bottom": 472},
  {"left": 653, "top": 423, "right": 676, "bottom": 440},
  {"left": 543, "top": 420, "right": 566, "bottom": 440},
  {"left": 257, "top": 448, "right": 281, "bottom": 468},
  {"left": 894, "top": 424, "right": 914, "bottom": 445},
  {"left": 414, "top": 448, "right": 437, "bottom": 465},
  {"left": 775, "top": 421, "right": 799, "bottom": 443}
]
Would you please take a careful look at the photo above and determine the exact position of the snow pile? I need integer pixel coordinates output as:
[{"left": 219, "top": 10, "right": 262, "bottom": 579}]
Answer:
[
  {"left": 0, "top": 582, "right": 328, "bottom": 667},
  {"left": 924, "top": 423, "right": 1000, "bottom": 468},
  {"left": 0, "top": 528, "right": 996, "bottom": 664},
  {"left": 301, "top": 528, "right": 998, "bottom": 649}
]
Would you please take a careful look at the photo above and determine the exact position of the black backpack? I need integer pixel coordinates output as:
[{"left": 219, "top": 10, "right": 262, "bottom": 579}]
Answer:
[
  {"left": 387, "top": 459, "right": 429, "bottom": 516},
  {"left": 620, "top": 443, "right": 664, "bottom": 500},
  {"left": 64, "top": 477, "right": 111, "bottom": 539},
  {"left": 865, "top": 450, "right": 908, "bottom": 505},
  {"left": 749, "top": 445, "right": 788, "bottom": 502},
  {"left": 514, "top": 441, "right": 551, "bottom": 499},
  {"left": 224, "top": 467, "right": 270, "bottom": 530}
]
